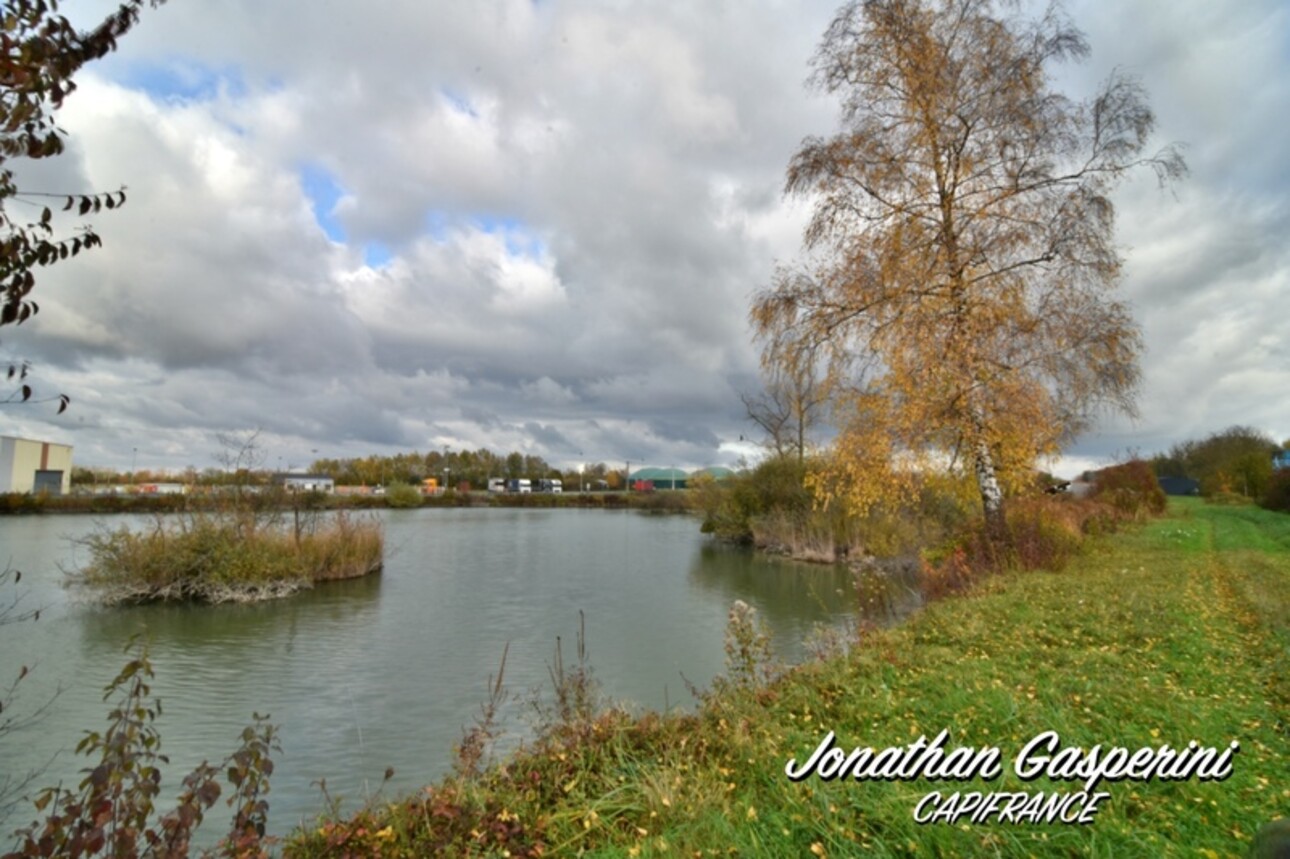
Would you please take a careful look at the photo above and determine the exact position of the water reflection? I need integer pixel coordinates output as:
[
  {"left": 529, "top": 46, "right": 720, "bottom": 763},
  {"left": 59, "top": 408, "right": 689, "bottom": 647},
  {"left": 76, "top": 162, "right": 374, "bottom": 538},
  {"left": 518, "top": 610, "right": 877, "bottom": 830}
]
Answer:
[
  {"left": 688, "top": 543, "right": 924, "bottom": 635},
  {"left": 689, "top": 543, "right": 852, "bottom": 621},
  {"left": 77, "top": 574, "right": 384, "bottom": 652},
  {"left": 0, "top": 509, "right": 925, "bottom": 842}
]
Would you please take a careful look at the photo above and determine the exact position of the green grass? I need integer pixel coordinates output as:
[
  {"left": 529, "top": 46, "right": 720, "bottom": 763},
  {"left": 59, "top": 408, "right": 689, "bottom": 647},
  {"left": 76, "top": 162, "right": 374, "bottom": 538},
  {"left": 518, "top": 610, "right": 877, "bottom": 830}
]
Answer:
[{"left": 286, "top": 499, "right": 1289, "bottom": 857}]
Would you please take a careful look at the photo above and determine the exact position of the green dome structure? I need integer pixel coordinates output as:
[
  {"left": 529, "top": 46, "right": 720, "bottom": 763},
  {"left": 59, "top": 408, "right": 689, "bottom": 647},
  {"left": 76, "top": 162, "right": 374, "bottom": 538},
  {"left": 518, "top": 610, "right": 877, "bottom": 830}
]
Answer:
[
  {"left": 628, "top": 467, "right": 689, "bottom": 489},
  {"left": 690, "top": 466, "right": 736, "bottom": 481}
]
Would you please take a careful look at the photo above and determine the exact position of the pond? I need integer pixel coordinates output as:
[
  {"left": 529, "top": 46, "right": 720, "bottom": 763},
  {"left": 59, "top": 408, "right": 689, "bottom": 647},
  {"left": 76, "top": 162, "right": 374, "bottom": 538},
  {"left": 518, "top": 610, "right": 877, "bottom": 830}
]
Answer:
[{"left": 0, "top": 507, "right": 921, "bottom": 840}]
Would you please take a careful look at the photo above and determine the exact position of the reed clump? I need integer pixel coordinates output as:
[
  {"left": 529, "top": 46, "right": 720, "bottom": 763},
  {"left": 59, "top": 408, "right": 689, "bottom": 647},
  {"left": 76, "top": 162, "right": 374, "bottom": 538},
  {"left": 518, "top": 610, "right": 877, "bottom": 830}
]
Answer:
[{"left": 74, "top": 509, "right": 383, "bottom": 605}]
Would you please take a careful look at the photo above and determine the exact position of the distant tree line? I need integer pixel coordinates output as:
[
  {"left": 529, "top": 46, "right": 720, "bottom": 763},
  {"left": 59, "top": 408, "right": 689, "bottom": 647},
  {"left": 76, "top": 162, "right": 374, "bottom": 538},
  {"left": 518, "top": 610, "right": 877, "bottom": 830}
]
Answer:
[
  {"left": 307, "top": 448, "right": 620, "bottom": 490},
  {"left": 72, "top": 448, "right": 624, "bottom": 491},
  {"left": 1149, "top": 425, "right": 1288, "bottom": 500}
]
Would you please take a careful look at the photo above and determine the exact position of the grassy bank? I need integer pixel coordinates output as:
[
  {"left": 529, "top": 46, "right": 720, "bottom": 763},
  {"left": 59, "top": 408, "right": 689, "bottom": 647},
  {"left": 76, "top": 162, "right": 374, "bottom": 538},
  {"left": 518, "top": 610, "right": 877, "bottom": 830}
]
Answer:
[{"left": 286, "top": 498, "right": 1288, "bottom": 857}]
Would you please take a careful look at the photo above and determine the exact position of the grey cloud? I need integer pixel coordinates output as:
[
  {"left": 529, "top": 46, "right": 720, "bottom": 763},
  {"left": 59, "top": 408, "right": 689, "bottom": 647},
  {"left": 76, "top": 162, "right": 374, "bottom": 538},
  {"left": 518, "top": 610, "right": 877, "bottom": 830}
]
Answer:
[
  {"left": 460, "top": 406, "right": 502, "bottom": 429},
  {"left": 522, "top": 421, "right": 571, "bottom": 451},
  {"left": 3, "top": 1, "right": 1286, "bottom": 473},
  {"left": 646, "top": 419, "right": 721, "bottom": 450}
]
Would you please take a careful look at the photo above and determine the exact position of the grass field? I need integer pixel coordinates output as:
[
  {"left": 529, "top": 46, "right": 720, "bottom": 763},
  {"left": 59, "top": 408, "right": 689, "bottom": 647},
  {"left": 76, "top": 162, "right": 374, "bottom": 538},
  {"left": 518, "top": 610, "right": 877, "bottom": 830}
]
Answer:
[{"left": 286, "top": 498, "right": 1289, "bottom": 857}]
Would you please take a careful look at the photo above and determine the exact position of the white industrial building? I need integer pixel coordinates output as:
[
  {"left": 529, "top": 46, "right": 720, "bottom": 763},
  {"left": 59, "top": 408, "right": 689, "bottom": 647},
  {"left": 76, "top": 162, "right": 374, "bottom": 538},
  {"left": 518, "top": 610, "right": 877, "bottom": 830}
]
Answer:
[
  {"left": 270, "top": 473, "right": 335, "bottom": 493},
  {"left": 0, "top": 435, "right": 73, "bottom": 495}
]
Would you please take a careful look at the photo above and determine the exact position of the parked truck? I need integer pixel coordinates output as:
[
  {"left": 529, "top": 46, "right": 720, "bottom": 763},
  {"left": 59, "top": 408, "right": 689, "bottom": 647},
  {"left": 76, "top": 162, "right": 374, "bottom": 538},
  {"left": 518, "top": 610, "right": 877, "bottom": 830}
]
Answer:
[
  {"left": 505, "top": 478, "right": 532, "bottom": 493},
  {"left": 536, "top": 478, "right": 563, "bottom": 493}
]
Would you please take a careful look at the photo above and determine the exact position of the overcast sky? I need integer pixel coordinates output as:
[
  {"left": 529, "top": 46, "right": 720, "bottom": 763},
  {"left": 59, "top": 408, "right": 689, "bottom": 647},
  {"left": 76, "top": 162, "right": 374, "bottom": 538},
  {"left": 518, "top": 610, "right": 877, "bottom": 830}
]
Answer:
[{"left": 1, "top": 0, "right": 1286, "bottom": 477}]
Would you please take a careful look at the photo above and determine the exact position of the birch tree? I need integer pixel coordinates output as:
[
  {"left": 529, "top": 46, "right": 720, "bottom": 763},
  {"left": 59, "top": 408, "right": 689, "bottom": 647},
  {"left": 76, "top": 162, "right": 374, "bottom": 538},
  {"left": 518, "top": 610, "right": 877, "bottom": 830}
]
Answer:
[{"left": 753, "top": 0, "right": 1185, "bottom": 534}]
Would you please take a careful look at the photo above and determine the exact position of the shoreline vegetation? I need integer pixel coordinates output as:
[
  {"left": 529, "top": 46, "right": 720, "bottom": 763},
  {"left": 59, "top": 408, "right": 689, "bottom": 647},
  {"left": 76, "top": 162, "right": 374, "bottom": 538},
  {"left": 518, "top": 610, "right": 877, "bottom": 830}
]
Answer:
[
  {"left": 71, "top": 509, "right": 383, "bottom": 605},
  {"left": 0, "top": 488, "right": 692, "bottom": 516},
  {"left": 279, "top": 495, "right": 1287, "bottom": 857},
  {"left": 6, "top": 480, "right": 1288, "bottom": 855},
  {"left": 693, "top": 456, "right": 1162, "bottom": 572}
]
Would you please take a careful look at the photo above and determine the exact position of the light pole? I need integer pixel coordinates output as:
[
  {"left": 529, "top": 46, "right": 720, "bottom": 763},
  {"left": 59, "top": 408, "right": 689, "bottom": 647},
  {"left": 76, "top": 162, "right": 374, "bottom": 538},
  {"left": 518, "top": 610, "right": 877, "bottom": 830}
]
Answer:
[{"left": 131, "top": 447, "right": 137, "bottom": 484}]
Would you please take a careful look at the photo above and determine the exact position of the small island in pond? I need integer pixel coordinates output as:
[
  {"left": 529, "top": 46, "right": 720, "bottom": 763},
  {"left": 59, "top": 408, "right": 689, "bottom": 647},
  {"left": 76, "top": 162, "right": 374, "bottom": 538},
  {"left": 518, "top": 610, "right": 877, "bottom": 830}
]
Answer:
[{"left": 72, "top": 508, "right": 383, "bottom": 605}]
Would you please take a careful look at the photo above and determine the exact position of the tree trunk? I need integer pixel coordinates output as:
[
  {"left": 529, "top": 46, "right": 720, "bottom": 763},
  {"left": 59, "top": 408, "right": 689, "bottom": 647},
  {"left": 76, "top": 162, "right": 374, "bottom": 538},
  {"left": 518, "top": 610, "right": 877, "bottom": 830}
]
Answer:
[
  {"left": 972, "top": 436, "right": 1006, "bottom": 539},
  {"left": 967, "top": 398, "right": 1007, "bottom": 539}
]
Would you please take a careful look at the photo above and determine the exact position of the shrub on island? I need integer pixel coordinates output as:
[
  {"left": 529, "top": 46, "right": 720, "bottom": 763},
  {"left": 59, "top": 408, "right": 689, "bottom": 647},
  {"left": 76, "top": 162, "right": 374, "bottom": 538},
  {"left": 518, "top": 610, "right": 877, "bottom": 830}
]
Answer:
[{"left": 73, "top": 510, "right": 383, "bottom": 604}]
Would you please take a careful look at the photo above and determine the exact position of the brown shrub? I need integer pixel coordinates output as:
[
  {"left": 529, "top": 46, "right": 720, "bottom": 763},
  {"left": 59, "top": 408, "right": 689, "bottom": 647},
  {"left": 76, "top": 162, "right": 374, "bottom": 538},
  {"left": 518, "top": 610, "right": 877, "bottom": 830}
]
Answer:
[
  {"left": 920, "top": 495, "right": 1124, "bottom": 601},
  {"left": 1260, "top": 469, "right": 1290, "bottom": 513},
  {"left": 1090, "top": 459, "right": 1167, "bottom": 519}
]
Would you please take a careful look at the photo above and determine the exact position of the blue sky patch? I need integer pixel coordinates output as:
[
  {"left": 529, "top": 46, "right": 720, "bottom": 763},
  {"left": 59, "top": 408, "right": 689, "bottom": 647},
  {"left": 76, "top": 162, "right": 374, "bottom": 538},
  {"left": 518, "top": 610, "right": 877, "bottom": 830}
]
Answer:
[
  {"left": 440, "top": 88, "right": 478, "bottom": 118},
  {"left": 474, "top": 215, "right": 546, "bottom": 258},
  {"left": 425, "top": 211, "right": 453, "bottom": 243},
  {"left": 299, "top": 164, "right": 347, "bottom": 242},
  {"left": 115, "top": 58, "right": 247, "bottom": 103},
  {"left": 473, "top": 214, "right": 522, "bottom": 234},
  {"left": 421, "top": 211, "right": 546, "bottom": 257},
  {"left": 364, "top": 242, "right": 394, "bottom": 268}
]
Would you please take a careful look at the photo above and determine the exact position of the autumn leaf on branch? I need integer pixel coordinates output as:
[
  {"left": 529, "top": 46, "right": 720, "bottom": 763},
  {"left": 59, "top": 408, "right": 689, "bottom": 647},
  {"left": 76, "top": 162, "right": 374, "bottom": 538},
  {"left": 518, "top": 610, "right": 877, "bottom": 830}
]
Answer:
[{"left": 754, "top": 0, "right": 1186, "bottom": 534}]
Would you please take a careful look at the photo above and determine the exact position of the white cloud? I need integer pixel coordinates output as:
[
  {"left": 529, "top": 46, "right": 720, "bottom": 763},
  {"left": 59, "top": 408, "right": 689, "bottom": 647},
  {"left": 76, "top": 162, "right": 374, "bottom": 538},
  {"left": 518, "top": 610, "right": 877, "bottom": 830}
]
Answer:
[{"left": 2, "top": 0, "right": 1286, "bottom": 476}]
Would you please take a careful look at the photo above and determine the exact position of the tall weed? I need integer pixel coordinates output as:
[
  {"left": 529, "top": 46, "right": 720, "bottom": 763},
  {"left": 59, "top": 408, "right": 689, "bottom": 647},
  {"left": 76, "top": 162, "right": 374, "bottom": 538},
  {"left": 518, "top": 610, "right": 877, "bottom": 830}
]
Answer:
[
  {"left": 719, "top": 600, "right": 775, "bottom": 690},
  {"left": 532, "top": 611, "right": 602, "bottom": 740},
  {"left": 2, "top": 643, "right": 278, "bottom": 859}
]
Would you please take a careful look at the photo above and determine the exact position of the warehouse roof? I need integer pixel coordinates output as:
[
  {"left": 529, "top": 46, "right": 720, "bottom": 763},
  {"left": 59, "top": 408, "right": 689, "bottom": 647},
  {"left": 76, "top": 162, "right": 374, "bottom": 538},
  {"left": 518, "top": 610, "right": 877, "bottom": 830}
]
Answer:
[
  {"left": 690, "top": 466, "right": 735, "bottom": 480},
  {"left": 628, "top": 467, "right": 688, "bottom": 481}
]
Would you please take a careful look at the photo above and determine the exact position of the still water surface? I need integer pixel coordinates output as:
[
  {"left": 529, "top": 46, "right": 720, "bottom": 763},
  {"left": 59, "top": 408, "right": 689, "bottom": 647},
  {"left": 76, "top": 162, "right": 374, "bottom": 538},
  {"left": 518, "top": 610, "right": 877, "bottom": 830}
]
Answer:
[{"left": 0, "top": 508, "right": 916, "bottom": 838}]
